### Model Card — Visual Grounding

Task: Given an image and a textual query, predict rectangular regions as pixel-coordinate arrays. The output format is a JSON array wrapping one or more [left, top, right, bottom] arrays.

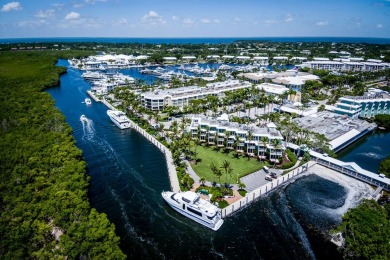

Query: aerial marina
[[1, 0, 390, 258]]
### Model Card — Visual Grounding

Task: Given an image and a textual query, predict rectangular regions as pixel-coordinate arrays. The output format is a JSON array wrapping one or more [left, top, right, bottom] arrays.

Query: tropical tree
[[199, 177, 206, 186], [210, 162, 223, 184], [260, 136, 269, 161], [220, 160, 233, 185], [238, 182, 246, 190]]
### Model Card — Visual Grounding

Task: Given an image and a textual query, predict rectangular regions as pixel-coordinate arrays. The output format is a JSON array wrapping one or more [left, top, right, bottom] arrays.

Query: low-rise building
[[293, 111, 376, 152], [141, 80, 252, 111], [333, 88, 390, 118], [188, 116, 285, 161]]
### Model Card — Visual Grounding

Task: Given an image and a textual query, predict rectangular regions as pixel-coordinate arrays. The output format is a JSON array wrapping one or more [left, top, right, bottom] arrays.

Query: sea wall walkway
[[221, 161, 316, 218], [88, 91, 180, 193]]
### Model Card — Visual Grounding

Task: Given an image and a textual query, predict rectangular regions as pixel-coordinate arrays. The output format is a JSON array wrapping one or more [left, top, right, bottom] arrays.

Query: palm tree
[[271, 139, 282, 168], [220, 160, 233, 185], [210, 162, 223, 184], [199, 177, 206, 186], [238, 182, 246, 190], [193, 137, 201, 164], [260, 136, 268, 161]]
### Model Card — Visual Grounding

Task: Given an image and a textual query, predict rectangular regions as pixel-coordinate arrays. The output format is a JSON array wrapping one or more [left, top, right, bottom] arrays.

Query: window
[[187, 207, 202, 217]]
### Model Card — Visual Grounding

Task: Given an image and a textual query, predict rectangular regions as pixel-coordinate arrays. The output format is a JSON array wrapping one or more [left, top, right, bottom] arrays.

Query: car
[[379, 173, 386, 178], [265, 175, 272, 181], [263, 166, 269, 173], [270, 172, 277, 179]]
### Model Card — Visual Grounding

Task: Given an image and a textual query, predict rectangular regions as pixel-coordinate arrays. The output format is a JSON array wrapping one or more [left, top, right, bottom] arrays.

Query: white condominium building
[[301, 60, 389, 72], [141, 80, 252, 111], [188, 116, 285, 162], [334, 88, 390, 118]]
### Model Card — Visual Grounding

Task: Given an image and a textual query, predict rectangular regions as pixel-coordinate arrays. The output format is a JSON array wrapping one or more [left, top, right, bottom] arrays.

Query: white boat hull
[[162, 191, 224, 231], [107, 110, 131, 129]]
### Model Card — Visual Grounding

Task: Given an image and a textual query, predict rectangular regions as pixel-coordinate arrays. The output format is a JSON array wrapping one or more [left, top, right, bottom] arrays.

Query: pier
[[309, 150, 390, 192], [129, 123, 180, 193], [92, 91, 181, 193], [221, 161, 316, 218]]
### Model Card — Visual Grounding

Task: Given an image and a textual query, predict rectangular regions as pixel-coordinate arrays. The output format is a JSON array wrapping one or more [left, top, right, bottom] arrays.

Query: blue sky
[[0, 0, 389, 38]]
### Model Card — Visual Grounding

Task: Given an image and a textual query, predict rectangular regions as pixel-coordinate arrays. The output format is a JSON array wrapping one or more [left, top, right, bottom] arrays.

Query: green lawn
[[191, 145, 268, 184]]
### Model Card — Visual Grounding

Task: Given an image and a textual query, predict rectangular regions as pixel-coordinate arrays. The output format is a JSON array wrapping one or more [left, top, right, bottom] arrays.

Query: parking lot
[[240, 168, 282, 192]]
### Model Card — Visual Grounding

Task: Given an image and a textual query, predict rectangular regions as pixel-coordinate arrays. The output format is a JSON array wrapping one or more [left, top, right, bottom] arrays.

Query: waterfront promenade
[[88, 91, 181, 193]]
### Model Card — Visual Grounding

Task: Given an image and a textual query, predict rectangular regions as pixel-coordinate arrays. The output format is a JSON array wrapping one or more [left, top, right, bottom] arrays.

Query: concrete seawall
[[89, 91, 180, 193], [221, 161, 316, 218]]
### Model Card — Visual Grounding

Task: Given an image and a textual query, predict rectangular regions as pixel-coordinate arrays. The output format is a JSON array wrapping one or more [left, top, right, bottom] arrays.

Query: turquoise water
[[46, 59, 359, 259]]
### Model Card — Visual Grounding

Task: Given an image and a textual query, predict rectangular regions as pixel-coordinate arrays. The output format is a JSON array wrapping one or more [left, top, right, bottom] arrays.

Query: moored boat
[[85, 98, 92, 105], [107, 110, 131, 129], [162, 191, 224, 231]]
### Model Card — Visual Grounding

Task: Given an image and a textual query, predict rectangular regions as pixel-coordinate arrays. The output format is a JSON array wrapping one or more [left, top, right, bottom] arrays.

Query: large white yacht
[[162, 191, 224, 231], [106, 110, 131, 129]]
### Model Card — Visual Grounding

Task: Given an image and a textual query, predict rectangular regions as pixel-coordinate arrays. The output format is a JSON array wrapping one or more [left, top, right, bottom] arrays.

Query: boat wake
[[357, 152, 384, 160]]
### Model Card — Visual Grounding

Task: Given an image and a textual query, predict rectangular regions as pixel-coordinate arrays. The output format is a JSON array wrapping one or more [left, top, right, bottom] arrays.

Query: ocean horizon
[[1, 36, 390, 44]]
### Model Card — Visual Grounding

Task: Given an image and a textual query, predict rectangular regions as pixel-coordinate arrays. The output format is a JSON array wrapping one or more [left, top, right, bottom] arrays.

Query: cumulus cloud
[[1, 2, 22, 12], [141, 11, 166, 26], [114, 18, 128, 25], [376, 24, 383, 28], [285, 14, 294, 22], [65, 12, 80, 20], [200, 18, 211, 24], [35, 9, 55, 19], [182, 18, 194, 25], [172, 15, 180, 21], [316, 20, 329, 26]]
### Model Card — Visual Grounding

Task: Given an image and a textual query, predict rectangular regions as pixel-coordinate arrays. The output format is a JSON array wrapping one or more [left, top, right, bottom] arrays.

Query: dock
[[94, 94, 180, 193]]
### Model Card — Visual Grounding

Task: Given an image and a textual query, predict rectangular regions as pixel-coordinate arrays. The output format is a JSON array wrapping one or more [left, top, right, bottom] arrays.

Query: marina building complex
[[188, 116, 285, 162], [141, 80, 252, 111], [301, 59, 389, 72], [333, 88, 390, 118]]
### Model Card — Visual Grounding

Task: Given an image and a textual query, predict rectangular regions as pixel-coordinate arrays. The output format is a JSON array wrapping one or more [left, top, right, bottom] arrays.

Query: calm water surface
[[47, 59, 385, 259]]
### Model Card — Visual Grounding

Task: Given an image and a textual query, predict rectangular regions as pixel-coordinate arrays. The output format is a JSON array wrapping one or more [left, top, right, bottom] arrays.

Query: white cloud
[[200, 18, 211, 24], [234, 17, 241, 22], [141, 11, 166, 26], [52, 4, 65, 10], [172, 15, 180, 21], [35, 9, 55, 19], [316, 21, 329, 26], [182, 18, 194, 25], [1, 2, 22, 12], [58, 18, 101, 29], [115, 18, 128, 25], [16, 19, 46, 28], [376, 24, 383, 28], [65, 12, 80, 20], [285, 14, 294, 22], [85, 0, 108, 4], [214, 19, 221, 24], [265, 19, 277, 24]]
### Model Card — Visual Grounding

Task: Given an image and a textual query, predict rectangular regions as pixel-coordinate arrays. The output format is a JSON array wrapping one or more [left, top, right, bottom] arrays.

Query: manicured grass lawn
[[191, 145, 268, 184]]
